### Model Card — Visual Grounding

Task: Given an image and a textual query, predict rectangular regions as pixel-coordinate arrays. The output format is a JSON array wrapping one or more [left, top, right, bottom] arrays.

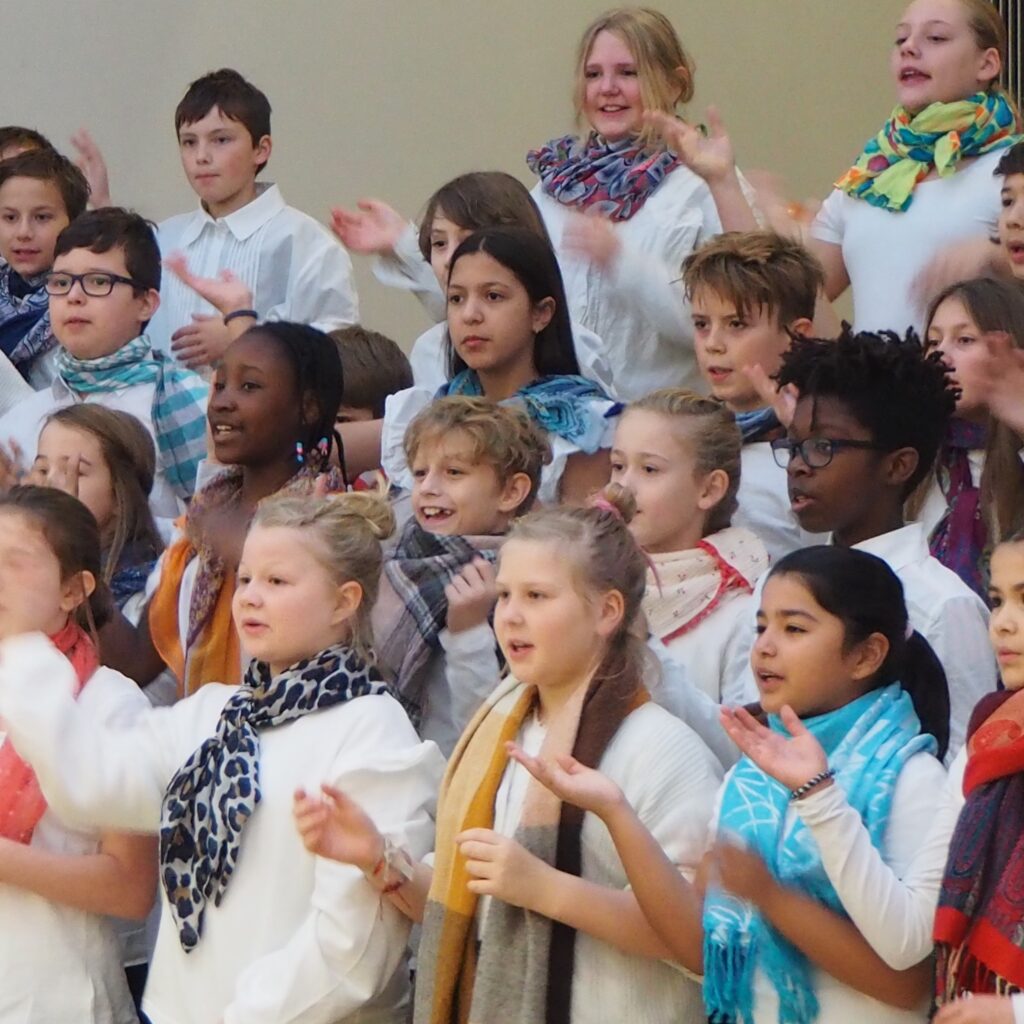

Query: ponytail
[[770, 546, 951, 759]]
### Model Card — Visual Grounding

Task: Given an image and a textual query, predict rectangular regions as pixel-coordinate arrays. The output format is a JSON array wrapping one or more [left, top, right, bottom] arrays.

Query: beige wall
[[3, 0, 905, 345]]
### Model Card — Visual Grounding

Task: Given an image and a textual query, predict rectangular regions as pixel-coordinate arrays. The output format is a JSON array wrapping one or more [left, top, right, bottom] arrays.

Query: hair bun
[[326, 487, 396, 541], [589, 482, 637, 525]]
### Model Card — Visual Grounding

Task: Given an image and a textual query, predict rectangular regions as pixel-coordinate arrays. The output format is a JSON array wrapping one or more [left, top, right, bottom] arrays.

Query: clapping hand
[[720, 704, 828, 793], [330, 200, 407, 255]]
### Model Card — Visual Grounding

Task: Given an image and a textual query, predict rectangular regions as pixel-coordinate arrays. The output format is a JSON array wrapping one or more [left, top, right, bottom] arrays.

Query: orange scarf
[[0, 621, 98, 843]]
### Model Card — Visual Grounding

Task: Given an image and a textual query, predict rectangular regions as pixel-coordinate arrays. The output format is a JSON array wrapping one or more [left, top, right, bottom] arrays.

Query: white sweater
[[0, 634, 445, 1024]]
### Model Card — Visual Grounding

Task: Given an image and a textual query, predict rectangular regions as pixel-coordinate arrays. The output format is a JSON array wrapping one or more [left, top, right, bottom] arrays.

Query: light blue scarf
[[703, 684, 935, 1024], [57, 335, 209, 500]]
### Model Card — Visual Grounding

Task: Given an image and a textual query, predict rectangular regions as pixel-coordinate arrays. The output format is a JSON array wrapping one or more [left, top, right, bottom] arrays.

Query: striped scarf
[[56, 334, 208, 499], [414, 671, 647, 1024], [836, 91, 1018, 213], [0, 264, 53, 371]]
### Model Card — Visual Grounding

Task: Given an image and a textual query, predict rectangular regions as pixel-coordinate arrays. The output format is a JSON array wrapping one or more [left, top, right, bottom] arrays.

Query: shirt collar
[[177, 182, 285, 246], [850, 522, 928, 572]]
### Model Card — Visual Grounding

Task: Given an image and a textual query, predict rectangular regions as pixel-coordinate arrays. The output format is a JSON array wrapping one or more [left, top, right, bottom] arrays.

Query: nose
[[419, 466, 442, 495], [496, 596, 524, 629], [752, 625, 776, 658], [992, 603, 1017, 636], [899, 31, 920, 57], [194, 140, 212, 165], [598, 71, 620, 94], [62, 278, 88, 305], [209, 386, 236, 413], [460, 294, 483, 324], [1006, 197, 1024, 230], [15, 217, 32, 240], [702, 323, 726, 354]]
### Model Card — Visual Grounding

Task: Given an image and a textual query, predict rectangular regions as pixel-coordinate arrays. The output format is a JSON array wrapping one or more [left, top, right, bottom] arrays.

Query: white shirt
[[489, 702, 722, 1023], [734, 440, 827, 566], [380, 385, 617, 505], [0, 372, 201, 522], [149, 183, 358, 353], [406, 317, 617, 398], [854, 523, 996, 759], [0, 634, 445, 1024], [711, 750, 945, 1024], [0, 665, 147, 1024], [811, 148, 1006, 336]]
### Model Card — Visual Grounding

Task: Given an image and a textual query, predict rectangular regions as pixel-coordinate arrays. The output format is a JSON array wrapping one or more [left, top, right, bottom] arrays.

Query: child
[[514, 545, 949, 1022], [335, 171, 614, 394], [918, 277, 1024, 597], [30, 405, 164, 616], [0, 485, 155, 1024], [111, 321, 347, 697], [683, 230, 828, 563], [0, 148, 89, 386], [330, 324, 412, 423], [611, 387, 768, 703], [147, 68, 358, 366], [0, 490, 444, 1024], [296, 485, 723, 1023], [997, 141, 1024, 279], [0, 207, 208, 521], [933, 529, 1024, 1019], [0, 126, 52, 161], [382, 226, 617, 505], [772, 328, 995, 756], [372, 396, 550, 755]]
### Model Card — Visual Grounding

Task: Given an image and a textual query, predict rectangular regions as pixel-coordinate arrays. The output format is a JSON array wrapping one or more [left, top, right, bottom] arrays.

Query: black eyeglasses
[[44, 271, 142, 297], [770, 436, 886, 469]]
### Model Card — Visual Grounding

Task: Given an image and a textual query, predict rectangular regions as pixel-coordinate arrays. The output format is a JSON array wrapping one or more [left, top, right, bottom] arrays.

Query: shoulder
[[911, 557, 989, 623], [157, 209, 202, 240], [275, 203, 343, 246], [893, 748, 947, 799], [0, 387, 53, 439]]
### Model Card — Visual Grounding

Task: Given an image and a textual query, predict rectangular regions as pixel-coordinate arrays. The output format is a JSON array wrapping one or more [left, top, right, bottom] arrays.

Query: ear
[[253, 134, 273, 167], [137, 288, 160, 321], [883, 446, 920, 489], [595, 587, 626, 640], [330, 579, 363, 627], [696, 468, 730, 514], [849, 630, 890, 682], [787, 317, 814, 339], [670, 65, 691, 107], [60, 569, 96, 615], [531, 296, 556, 336], [496, 471, 533, 515], [978, 48, 1002, 89]]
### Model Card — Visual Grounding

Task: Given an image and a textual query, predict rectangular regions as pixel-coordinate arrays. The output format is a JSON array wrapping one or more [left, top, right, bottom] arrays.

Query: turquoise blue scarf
[[57, 335, 209, 500], [442, 370, 617, 453], [703, 684, 935, 1023]]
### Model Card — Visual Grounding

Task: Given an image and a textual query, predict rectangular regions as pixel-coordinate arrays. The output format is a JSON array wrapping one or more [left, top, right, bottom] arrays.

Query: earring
[[317, 436, 330, 460], [294, 441, 305, 464]]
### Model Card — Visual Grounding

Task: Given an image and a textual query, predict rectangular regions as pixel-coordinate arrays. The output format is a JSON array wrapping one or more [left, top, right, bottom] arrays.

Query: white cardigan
[[0, 634, 445, 1024]]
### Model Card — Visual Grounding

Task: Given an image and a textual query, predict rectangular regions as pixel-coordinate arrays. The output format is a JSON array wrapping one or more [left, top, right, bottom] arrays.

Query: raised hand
[[170, 314, 235, 369], [329, 199, 407, 255], [646, 106, 736, 185], [44, 454, 81, 500], [164, 254, 254, 318], [0, 441, 26, 492], [957, 330, 1024, 436], [445, 557, 497, 634], [70, 129, 112, 208], [744, 170, 819, 241], [562, 210, 621, 269], [456, 827, 551, 908], [293, 783, 383, 873], [507, 742, 625, 818], [745, 363, 800, 428], [719, 704, 829, 792]]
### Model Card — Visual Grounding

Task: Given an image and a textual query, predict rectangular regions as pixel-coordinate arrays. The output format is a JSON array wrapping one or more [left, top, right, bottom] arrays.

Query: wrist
[[790, 768, 835, 801], [359, 833, 387, 877], [223, 308, 257, 326], [706, 166, 742, 192]]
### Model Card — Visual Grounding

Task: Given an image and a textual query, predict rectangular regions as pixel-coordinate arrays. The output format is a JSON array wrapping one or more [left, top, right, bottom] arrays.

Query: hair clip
[[317, 436, 330, 458], [294, 441, 305, 464]]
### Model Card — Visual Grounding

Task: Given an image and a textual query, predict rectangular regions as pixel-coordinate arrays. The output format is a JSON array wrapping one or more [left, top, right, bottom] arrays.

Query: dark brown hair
[[0, 148, 90, 221], [329, 325, 413, 419]]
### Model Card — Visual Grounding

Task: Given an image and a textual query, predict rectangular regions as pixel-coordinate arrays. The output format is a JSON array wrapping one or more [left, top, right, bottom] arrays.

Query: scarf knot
[[159, 643, 391, 951], [56, 335, 208, 499], [836, 92, 1019, 212], [527, 132, 680, 221]]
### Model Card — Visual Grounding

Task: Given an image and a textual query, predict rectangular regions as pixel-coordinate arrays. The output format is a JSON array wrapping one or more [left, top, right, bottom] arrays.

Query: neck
[[647, 518, 707, 555], [534, 658, 602, 724], [833, 506, 905, 548], [204, 182, 259, 220], [240, 459, 300, 511], [477, 359, 537, 402]]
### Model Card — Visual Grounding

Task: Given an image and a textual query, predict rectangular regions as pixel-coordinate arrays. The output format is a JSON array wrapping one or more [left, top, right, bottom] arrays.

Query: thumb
[[779, 704, 809, 738], [706, 104, 725, 137]]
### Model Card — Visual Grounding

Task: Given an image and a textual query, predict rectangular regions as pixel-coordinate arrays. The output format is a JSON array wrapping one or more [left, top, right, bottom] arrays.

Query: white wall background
[[2, 0, 905, 344]]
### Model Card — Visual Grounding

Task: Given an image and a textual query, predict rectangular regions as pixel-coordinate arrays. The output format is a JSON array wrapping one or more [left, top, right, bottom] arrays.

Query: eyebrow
[[756, 608, 819, 621], [610, 447, 668, 461], [235, 363, 267, 374]]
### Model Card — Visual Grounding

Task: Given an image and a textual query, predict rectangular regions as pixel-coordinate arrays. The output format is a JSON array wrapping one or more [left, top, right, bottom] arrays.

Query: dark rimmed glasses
[[43, 271, 143, 297], [770, 436, 886, 469]]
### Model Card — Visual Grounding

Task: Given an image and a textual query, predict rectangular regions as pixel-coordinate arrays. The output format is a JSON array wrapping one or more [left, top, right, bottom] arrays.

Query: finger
[[778, 705, 809, 738], [744, 362, 778, 405], [456, 827, 499, 845], [706, 104, 726, 138], [319, 783, 352, 806], [191, 313, 216, 323], [65, 455, 81, 497], [170, 324, 202, 343]]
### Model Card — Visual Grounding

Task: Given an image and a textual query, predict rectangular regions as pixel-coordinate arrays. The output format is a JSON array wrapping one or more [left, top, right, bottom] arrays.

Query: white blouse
[[0, 662, 148, 1024], [0, 634, 445, 1024], [149, 183, 358, 354]]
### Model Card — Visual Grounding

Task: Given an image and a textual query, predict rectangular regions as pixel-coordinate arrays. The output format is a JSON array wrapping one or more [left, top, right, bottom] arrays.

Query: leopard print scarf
[[159, 643, 391, 951]]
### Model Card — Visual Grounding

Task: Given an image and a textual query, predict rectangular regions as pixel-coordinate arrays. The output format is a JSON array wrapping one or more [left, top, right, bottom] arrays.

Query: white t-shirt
[[0, 663, 148, 1024], [811, 148, 1006, 336], [0, 634, 445, 1024], [149, 183, 358, 354]]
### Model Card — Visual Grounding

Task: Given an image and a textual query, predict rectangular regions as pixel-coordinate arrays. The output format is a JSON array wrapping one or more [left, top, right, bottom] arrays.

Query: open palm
[[720, 705, 828, 791], [507, 743, 624, 817], [293, 783, 382, 872]]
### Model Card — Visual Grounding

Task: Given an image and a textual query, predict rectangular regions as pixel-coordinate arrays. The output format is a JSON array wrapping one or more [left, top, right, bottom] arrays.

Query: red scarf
[[935, 689, 1024, 1002], [0, 621, 98, 843]]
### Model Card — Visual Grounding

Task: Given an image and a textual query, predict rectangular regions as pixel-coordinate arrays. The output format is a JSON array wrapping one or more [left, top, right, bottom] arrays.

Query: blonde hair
[[506, 482, 647, 693], [573, 7, 695, 146], [251, 490, 396, 662], [626, 388, 742, 535], [404, 397, 552, 514], [682, 231, 825, 326]]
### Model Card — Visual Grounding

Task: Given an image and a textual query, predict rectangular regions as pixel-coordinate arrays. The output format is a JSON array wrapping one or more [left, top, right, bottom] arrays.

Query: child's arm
[[559, 449, 611, 506], [70, 129, 112, 209], [0, 831, 156, 920], [98, 600, 167, 686], [227, 699, 442, 1024]]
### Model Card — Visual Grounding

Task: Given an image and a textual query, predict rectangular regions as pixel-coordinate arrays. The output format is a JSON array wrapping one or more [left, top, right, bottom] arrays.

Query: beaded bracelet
[[223, 308, 258, 325], [790, 768, 835, 801]]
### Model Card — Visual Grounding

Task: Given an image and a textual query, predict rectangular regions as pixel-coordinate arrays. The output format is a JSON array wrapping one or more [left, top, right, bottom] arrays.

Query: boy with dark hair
[[683, 230, 828, 562], [0, 150, 90, 387], [768, 327, 995, 756], [329, 325, 413, 422], [0, 208, 208, 520], [996, 141, 1024, 278], [0, 126, 53, 161], [148, 68, 357, 367]]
